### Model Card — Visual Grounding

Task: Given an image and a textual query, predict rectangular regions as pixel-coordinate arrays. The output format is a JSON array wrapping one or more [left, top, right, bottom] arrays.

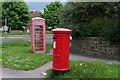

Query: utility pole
[[5, 18, 7, 26], [3, 18, 8, 38]]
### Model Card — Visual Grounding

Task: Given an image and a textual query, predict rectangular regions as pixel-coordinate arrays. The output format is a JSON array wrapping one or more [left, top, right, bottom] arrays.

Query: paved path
[[1, 53, 119, 78], [48, 50, 119, 64], [2, 61, 52, 78], [70, 54, 119, 64]]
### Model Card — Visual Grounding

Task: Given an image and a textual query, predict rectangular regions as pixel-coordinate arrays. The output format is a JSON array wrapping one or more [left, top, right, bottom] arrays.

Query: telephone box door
[[31, 17, 46, 53]]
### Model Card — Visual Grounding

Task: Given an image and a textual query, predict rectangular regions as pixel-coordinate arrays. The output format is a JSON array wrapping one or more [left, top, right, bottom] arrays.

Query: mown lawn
[[2, 41, 52, 70], [47, 60, 119, 78]]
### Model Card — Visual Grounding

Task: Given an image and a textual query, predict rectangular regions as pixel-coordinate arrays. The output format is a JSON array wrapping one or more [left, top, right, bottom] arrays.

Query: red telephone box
[[51, 28, 72, 73], [31, 17, 46, 53]]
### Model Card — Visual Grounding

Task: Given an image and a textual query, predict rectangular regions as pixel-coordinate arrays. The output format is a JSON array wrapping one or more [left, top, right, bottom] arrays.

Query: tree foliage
[[40, 2, 63, 29], [2, 1, 30, 31], [0, 2, 2, 27], [60, 2, 120, 43]]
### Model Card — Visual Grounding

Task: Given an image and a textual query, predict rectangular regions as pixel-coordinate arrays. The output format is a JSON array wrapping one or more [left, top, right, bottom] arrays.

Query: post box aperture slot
[[53, 36, 57, 39], [53, 37, 57, 39]]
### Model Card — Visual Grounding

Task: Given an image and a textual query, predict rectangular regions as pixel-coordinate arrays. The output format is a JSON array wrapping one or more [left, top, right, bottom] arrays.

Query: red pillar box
[[31, 17, 46, 53], [51, 28, 72, 73]]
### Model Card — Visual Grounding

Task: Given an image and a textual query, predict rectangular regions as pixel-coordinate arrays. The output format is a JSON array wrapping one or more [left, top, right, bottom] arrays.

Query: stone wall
[[70, 37, 120, 61]]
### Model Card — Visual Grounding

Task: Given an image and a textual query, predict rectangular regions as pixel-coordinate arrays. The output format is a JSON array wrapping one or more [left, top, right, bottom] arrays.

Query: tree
[[60, 2, 120, 43], [40, 2, 63, 29], [2, 1, 30, 33], [60, 2, 104, 37], [0, 2, 2, 28]]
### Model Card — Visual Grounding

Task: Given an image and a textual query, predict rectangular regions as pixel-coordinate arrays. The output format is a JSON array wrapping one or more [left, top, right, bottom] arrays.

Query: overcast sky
[[26, 2, 50, 11]]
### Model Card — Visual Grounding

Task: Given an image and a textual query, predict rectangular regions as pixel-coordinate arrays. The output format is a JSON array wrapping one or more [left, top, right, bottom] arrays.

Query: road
[[0, 37, 52, 43]]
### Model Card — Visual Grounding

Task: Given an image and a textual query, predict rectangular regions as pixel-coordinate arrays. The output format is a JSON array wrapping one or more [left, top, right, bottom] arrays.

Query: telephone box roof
[[32, 17, 45, 21]]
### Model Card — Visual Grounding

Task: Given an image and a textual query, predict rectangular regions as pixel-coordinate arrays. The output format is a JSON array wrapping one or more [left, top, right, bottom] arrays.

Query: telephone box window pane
[[35, 26, 44, 51]]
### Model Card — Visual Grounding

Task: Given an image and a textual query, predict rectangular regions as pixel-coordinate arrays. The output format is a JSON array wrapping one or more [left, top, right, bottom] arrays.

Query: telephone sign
[[31, 17, 46, 53]]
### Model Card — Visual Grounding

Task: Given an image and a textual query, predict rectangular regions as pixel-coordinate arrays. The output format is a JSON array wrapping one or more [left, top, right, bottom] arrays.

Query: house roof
[[31, 11, 40, 18]]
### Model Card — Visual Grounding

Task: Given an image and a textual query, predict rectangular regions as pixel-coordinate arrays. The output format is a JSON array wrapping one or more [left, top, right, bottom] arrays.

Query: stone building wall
[[70, 37, 120, 61]]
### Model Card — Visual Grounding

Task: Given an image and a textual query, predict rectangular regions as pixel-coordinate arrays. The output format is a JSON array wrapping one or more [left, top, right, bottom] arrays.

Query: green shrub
[[80, 18, 106, 37], [101, 18, 120, 44]]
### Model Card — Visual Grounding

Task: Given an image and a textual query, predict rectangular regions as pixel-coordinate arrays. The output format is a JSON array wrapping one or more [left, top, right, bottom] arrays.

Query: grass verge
[[2, 41, 52, 70], [47, 60, 119, 78]]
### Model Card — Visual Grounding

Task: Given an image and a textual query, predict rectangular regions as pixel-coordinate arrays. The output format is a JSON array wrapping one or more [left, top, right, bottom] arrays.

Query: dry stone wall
[[70, 37, 120, 61]]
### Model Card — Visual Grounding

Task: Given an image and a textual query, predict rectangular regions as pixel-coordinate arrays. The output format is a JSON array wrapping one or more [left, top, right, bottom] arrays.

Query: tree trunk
[[7, 26, 11, 33]]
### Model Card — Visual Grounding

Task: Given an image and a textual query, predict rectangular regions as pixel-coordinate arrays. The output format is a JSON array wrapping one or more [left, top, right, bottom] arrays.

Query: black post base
[[51, 70, 69, 78]]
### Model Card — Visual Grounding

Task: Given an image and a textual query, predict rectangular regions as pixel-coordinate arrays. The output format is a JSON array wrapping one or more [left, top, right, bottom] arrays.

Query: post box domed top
[[32, 17, 45, 21], [52, 28, 72, 34]]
